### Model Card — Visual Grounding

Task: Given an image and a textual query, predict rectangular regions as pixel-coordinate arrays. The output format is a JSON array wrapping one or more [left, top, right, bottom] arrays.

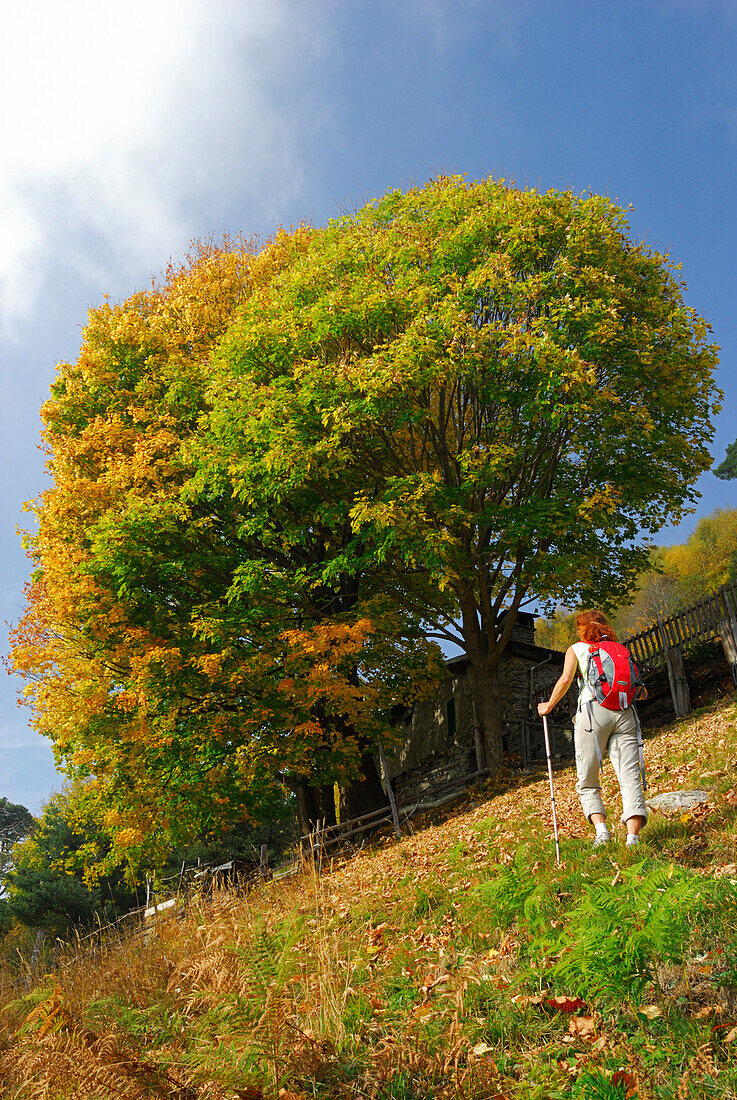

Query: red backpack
[[585, 640, 642, 711]]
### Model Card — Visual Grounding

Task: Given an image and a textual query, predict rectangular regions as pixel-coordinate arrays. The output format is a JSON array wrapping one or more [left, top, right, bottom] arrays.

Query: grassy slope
[[2, 698, 737, 1100]]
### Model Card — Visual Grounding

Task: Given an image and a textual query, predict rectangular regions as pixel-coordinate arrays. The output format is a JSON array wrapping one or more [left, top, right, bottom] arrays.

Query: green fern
[[538, 862, 711, 1008]]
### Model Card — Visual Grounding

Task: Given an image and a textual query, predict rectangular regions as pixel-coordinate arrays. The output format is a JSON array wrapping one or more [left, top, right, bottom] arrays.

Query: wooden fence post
[[717, 584, 737, 686], [665, 645, 692, 717], [259, 844, 271, 881], [717, 616, 737, 685], [309, 819, 324, 874], [26, 929, 45, 989], [378, 742, 402, 840]]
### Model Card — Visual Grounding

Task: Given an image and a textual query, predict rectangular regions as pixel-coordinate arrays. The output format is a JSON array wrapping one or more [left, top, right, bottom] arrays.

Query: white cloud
[[0, 0, 330, 337]]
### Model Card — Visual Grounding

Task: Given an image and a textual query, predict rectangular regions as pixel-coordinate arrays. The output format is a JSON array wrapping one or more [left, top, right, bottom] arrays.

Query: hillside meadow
[[1, 698, 737, 1100]]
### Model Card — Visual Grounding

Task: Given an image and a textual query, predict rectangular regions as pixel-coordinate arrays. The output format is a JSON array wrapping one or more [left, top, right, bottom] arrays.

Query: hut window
[[446, 697, 457, 737]]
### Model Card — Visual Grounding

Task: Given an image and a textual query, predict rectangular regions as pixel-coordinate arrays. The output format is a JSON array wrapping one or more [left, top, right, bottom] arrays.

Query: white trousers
[[574, 701, 648, 825]]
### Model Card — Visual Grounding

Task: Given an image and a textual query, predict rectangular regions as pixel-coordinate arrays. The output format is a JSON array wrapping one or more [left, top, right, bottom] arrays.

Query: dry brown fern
[[0, 1026, 200, 1099]]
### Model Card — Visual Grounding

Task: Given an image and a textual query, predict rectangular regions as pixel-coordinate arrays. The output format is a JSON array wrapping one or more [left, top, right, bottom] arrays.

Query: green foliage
[[570, 1070, 631, 1099], [541, 862, 711, 1008], [6, 785, 139, 935], [0, 798, 34, 852], [8, 869, 97, 936], [87, 997, 185, 1048], [714, 438, 737, 480], [167, 803, 298, 873], [0, 899, 13, 936], [0, 796, 34, 900], [535, 607, 578, 650], [463, 842, 733, 1015]]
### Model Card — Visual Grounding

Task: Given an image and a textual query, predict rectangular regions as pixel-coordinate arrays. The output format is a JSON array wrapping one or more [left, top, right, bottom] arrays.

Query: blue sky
[[1, 0, 735, 811]]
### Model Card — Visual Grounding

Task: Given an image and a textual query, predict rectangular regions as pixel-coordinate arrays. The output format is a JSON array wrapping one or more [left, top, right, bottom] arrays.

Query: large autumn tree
[[11, 175, 719, 860], [204, 176, 719, 772], [10, 231, 438, 866]]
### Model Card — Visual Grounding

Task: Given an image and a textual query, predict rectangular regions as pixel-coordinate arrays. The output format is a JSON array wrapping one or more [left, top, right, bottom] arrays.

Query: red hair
[[576, 610, 617, 644]]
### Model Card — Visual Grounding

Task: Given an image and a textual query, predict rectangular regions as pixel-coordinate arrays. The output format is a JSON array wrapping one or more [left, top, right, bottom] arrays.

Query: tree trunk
[[293, 778, 337, 837], [340, 752, 388, 821], [469, 657, 504, 776]]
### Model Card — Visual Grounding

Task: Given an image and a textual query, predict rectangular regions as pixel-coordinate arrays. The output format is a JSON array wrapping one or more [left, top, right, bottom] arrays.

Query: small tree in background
[[5, 785, 139, 937], [714, 439, 737, 480], [546, 507, 737, 644], [0, 797, 34, 902]]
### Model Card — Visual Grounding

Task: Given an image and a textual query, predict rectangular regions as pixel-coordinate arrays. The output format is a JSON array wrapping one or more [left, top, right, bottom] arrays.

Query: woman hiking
[[537, 610, 648, 848]]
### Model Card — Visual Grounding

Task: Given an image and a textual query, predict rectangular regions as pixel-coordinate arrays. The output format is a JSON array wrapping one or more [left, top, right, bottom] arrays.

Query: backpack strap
[[588, 645, 611, 697]]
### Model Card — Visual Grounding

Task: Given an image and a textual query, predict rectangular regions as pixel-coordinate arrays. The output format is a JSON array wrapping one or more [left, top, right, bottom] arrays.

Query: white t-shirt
[[571, 641, 594, 705]]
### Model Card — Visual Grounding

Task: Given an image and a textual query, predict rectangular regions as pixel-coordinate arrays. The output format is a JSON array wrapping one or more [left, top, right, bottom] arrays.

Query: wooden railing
[[623, 582, 737, 672]]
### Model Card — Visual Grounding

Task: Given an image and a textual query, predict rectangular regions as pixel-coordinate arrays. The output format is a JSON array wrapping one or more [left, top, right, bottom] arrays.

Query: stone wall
[[382, 630, 571, 805], [383, 666, 478, 804], [499, 654, 572, 762]]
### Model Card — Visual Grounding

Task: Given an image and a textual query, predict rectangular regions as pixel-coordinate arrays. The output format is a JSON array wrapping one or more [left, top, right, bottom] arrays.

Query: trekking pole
[[542, 715, 561, 865]]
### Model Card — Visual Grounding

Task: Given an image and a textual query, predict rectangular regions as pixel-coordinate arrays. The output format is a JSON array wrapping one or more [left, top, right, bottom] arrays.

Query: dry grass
[[1, 697, 737, 1099]]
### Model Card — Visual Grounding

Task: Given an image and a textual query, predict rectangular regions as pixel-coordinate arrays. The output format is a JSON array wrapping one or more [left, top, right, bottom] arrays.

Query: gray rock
[[646, 790, 711, 813]]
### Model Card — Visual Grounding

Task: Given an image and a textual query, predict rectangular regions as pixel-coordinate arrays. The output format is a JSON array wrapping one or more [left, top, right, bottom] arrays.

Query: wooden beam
[[665, 645, 692, 718], [718, 614, 737, 686]]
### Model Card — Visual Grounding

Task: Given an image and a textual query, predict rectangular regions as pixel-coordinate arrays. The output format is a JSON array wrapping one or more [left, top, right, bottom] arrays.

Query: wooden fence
[[624, 582, 737, 671], [622, 582, 737, 718], [57, 762, 492, 970]]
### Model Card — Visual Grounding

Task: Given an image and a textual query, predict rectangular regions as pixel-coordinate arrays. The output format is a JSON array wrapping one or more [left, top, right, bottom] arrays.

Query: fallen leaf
[[546, 995, 586, 1014], [611, 1068, 637, 1092], [725, 1025, 737, 1043], [694, 1005, 721, 1019], [471, 1041, 495, 1057], [637, 1004, 663, 1020], [568, 1015, 596, 1040]]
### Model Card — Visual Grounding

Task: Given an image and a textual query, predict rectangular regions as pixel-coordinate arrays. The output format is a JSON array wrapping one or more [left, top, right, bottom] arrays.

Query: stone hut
[[381, 613, 569, 805]]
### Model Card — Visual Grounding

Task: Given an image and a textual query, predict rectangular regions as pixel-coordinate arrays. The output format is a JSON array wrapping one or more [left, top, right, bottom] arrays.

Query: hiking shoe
[[591, 832, 611, 848]]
